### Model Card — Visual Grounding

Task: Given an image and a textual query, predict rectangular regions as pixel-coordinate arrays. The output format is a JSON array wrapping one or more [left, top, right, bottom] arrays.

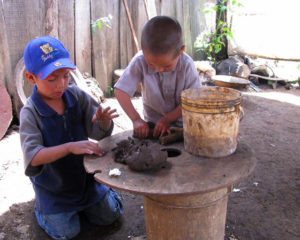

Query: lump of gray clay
[[126, 143, 168, 171], [112, 137, 168, 171]]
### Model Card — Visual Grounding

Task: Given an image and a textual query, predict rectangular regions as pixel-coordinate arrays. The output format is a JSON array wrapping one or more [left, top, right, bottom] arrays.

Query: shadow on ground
[[0, 191, 145, 240]]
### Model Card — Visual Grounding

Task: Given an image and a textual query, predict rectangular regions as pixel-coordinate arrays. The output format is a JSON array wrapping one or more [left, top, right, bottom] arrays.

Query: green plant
[[91, 15, 114, 97], [194, 0, 242, 65], [91, 15, 113, 34], [107, 85, 114, 97]]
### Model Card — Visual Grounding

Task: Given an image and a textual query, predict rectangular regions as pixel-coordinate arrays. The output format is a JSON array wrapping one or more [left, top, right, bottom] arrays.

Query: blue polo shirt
[[20, 84, 110, 214]]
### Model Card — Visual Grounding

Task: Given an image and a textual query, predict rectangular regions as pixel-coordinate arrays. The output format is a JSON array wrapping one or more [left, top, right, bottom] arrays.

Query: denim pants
[[34, 189, 123, 240]]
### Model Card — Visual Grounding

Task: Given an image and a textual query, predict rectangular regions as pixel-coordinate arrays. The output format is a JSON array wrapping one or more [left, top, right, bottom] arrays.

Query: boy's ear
[[25, 72, 37, 84], [179, 45, 185, 55]]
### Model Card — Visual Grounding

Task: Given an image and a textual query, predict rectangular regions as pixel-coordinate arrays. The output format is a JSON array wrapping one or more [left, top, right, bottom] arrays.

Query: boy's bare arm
[[114, 88, 141, 122], [164, 105, 182, 123], [30, 140, 104, 167], [114, 88, 150, 138]]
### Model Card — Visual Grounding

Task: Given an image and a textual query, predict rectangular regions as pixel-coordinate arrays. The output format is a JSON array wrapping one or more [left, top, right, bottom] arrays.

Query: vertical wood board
[[0, 0, 12, 93], [91, 0, 120, 94], [75, 0, 92, 74], [120, 0, 135, 68], [44, 0, 59, 38], [59, 0, 75, 61]]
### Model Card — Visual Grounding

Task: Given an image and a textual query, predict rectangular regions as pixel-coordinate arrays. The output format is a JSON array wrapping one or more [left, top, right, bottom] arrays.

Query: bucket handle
[[239, 106, 245, 121]]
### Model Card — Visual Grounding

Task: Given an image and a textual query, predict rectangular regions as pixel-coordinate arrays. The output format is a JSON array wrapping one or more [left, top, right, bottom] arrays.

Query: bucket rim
[[181, 86, 242, 105]]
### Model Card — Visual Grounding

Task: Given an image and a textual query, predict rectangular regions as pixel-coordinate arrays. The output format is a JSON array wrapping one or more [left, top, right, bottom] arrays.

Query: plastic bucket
[[181, 87, 243, 157]]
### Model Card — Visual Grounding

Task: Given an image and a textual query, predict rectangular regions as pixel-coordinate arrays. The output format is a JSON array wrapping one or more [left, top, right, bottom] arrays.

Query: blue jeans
[[34, 189, 123, 240]]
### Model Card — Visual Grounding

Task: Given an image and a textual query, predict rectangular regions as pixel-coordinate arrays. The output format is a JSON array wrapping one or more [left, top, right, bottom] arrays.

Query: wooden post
[[144, 188, 229, 240], [119, 0, 147, 68], [122, 0, 140, 53]]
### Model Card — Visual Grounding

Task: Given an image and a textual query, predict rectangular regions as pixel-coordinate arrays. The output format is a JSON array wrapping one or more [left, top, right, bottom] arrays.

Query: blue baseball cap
[[24, 36, 75, 79]]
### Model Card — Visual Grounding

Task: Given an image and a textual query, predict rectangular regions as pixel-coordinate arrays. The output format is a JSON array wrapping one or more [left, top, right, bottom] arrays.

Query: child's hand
[[153, 117, 171, 138], [133, 119, 149, 138], [92, 106, 119, 130], [68, 140, 105, 156]]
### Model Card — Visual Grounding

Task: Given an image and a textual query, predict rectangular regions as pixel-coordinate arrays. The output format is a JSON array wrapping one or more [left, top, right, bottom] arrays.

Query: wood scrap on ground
[[0, 82, 12, 140]]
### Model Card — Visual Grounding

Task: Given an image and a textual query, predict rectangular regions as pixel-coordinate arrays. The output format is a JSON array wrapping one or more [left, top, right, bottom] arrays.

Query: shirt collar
[[145, 53, 183, 75], [30, 85, 76, 117]]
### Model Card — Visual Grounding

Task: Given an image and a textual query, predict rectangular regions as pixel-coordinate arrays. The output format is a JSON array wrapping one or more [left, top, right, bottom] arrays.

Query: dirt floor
[[0, 85, 299, 240]]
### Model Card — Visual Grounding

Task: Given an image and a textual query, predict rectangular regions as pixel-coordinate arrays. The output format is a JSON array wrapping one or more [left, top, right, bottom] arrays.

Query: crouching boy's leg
[[34, 209, 80, 240], [83, 188, 123, 225]]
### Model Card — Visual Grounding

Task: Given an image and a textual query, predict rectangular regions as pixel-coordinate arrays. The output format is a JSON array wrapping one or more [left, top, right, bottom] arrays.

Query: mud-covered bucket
[[181, 87, 244, 158]]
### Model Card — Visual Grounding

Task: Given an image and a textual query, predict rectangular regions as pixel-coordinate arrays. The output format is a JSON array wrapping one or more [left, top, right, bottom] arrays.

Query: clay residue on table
[[112, 137, 168, 171]]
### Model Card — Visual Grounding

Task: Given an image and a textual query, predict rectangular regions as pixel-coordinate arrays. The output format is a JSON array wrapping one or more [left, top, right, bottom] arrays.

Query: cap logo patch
[[40, 43, 53, 54], [54, 62, 62, 67], [40, 43, 59, 62]]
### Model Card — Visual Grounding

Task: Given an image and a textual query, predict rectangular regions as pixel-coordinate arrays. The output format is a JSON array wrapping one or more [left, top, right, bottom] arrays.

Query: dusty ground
[[0, 86, 299, 240]]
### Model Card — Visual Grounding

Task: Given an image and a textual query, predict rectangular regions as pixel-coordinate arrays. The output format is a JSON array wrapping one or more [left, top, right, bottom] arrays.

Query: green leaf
[[215, 44, 222, 53], [96, 21, 102, 29], [204, 10, 210, 13], [220, 6, 227, 11], [217, 21, 224, 27], [232, 0, 236, 5]]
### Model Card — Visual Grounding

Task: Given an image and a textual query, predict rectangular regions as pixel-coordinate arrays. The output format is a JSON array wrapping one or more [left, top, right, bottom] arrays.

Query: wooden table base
[[144, 187, 229, 240]]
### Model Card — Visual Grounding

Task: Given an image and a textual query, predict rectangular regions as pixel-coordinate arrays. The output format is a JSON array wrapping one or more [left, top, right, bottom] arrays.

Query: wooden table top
[[84, 130, 256, 196]]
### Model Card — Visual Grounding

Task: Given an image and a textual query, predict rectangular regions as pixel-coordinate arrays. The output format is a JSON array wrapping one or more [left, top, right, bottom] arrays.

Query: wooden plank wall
[[0, 0, 12, 92], [1, 0, 211, 97]]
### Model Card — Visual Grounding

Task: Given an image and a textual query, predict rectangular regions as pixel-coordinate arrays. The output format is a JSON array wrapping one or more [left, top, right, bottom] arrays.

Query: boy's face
[[143, 49, 183, 73], [26, 68, 71, 100]]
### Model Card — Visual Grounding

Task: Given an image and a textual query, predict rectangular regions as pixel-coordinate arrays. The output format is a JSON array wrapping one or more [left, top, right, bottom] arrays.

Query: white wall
[[228, 0, 300, 60]]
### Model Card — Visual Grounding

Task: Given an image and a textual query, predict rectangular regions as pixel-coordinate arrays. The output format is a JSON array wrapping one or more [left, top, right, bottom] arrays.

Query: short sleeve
[[184, 57, 202, 89], [20, 106, 44, 176], [114, 52, 143, 97]]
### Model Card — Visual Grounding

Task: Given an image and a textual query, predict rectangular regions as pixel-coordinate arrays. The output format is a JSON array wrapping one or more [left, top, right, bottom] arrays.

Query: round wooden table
[[84, 130, 256, 240]]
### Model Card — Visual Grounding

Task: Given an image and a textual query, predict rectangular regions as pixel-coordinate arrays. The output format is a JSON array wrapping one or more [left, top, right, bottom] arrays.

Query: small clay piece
[[159, 127, 183, 145], [112, 137, 168, 171]]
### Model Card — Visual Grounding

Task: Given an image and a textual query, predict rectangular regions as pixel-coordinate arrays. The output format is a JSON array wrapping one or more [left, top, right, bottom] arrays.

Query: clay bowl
[[211, 75, 250, 89]]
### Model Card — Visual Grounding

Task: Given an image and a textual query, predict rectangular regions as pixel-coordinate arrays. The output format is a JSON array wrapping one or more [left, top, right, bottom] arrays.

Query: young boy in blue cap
[[20, 36, 123, 239], [114, 16, 201, 139]]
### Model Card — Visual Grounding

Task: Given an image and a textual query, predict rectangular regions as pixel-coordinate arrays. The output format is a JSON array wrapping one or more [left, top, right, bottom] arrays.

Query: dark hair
[[141, 16, 183, 57]]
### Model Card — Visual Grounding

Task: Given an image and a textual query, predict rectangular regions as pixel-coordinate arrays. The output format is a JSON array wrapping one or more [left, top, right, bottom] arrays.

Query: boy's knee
[[51, 227, 80, 240], [85, 189, 123, 226], [35, 210, 80, 239]]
